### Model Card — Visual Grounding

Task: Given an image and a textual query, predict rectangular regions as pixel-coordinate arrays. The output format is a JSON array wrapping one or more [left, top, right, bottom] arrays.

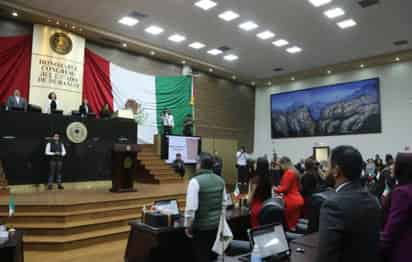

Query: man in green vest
[[184, 152, 226, 262]]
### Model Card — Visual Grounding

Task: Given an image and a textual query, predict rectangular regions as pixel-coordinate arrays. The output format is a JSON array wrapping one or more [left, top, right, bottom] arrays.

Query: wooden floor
[[0, 182, 187, 262]]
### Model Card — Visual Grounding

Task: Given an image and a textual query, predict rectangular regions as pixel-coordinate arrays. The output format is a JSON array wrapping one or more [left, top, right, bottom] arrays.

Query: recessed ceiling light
[[56, 21, 60, 25], [327, 70, 332, 74], [257, 30, 275, 40], [324, 8, 345, 19], [181, 60, 186, 64], [79, 28, 83, 31], [122, 43, 127, 47], [150, 51, 156, 56], [12, 12, 18, 17], [308, 0, 332, 7], [189, 42, 206, 49], [251, 81, 256, 86], [72, 25, 76, 29], [224, 54, 239, 61], [209, 68, 214, 72], [145, 25, 164, 35], [207, 49, 223, 55], [219, 10, 239, 21], [395, 57, 400, 62], [267, 81, 272, 86], [168, 34, 186, 43], [118, 16, 139, 26], [48, 18, 52, 22], [239, 21, 259, 31], [291, 77, 295, 81], [232, 75, 237, 80], [272, 39, 289, 47], [337, 19, 357, 29], [286, 46, 303, 54], [194, 0, 217, 10], [360, 64, 365, 68]]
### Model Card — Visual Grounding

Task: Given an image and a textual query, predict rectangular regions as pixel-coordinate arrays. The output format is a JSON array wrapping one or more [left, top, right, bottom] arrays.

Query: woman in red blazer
[[274, 157, 304, 230]]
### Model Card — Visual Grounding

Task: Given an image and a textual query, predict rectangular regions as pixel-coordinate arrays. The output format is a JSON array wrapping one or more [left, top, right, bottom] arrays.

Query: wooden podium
[[111, 144, 140, 193]]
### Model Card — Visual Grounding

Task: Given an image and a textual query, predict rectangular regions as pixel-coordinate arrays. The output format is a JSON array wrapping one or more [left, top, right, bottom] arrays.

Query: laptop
[[240, 224, 290, 262], [153, 199, 180, 215]]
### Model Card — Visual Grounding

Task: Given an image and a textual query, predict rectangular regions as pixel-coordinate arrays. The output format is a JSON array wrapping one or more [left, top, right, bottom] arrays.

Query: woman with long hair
[[274, 157, 304, 231], [381, 153, 412, 262], [248, 157, 272, 228]]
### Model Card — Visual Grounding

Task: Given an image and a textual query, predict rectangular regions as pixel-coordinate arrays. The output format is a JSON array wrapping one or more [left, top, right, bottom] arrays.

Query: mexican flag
[[83, 49, 193, 144]]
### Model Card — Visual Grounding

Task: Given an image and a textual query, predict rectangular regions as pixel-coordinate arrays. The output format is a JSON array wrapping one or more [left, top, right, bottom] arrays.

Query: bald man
[[7, 89, 27, 111]]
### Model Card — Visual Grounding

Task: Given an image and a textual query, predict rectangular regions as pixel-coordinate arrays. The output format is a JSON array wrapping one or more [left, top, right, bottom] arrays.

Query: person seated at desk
[[274, 157, 304, 231], [172, 153, 185, 178], [45, 133, 66, 190], [316, 145, 382, 262], [184, 152, 226, 262], [78, 98, 92, 117], [6, 89, 27, 111], [99, 103, 112, 119], [381, 153, 412, 262], [45, 91, 62, 114], [248, 157, 272, 229]]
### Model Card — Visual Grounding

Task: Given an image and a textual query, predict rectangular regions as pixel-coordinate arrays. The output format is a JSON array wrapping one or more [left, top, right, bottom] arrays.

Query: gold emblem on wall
[[66, 122, 88, 143], [50, 32, 73, 55]]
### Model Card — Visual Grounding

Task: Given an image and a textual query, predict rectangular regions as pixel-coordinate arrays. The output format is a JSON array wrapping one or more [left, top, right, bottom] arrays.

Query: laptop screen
[[250, 224, 289, 259], [153, 199, 179, 215]]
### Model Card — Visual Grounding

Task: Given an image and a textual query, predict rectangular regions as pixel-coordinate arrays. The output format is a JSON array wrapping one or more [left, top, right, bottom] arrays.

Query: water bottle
[[251, 244, 263, 262]]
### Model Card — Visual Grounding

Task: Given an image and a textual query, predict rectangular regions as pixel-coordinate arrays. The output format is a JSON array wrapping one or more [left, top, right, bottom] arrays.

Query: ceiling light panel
[[239, 21, 259, 31], [194, 0, 217, 10], [189, 42, 206, 49], [286, 46, 303, 53], [219, 10, 239, 21], [224, 54, 239, 61], [257, 30, 275, 40], [207, 49, 223, 55], [337, 19, 357, 29], [324, 7, 345, 19], [308, 0, 332, 7], [168, 34, 186, 42], [272, 39, 289, 47], [118, 16, 139, 26], [145, 25, 164, 35]]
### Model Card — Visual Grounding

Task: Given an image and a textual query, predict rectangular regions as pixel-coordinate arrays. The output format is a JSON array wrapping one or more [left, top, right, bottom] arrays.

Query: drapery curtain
[[0, 35, 32, 105], [83, 48, 113, 115]]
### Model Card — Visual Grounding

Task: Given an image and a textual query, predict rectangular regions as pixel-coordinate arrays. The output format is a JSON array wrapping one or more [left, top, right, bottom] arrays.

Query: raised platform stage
[[0, 182, 187, 262]]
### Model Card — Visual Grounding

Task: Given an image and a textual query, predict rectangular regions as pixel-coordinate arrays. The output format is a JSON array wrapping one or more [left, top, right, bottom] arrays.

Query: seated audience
[[172, 153, 185, 178], [45, 91, 62, 114], [274, 157, 304, 231], [6, 89, 27, 111], [372, 154, 394, 198], [79, 98, 92, 117], [99, 103, 112, 119], [381, 153, 412, 262], [247, 157, 272, 228], [316, 145, 382, 262], [184, 152, 226, 262]]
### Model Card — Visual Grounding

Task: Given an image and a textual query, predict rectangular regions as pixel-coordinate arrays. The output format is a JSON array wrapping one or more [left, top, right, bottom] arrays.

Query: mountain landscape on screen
[[271, 78, 381, 138]]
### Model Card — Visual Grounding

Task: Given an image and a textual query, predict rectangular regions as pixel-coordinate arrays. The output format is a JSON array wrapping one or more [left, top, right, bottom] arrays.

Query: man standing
[[78, 98, 90, 117], [172, 153, 185, 178], [161, 109, 174, 136], [45, 133, 66, 190], [316, 145, 381, 262], [6, 89, 27, 111], [184, 152, 226, 262], [236, 146, 248, 186], [183, 114, 194, 136], [212, 151, 223, 177]]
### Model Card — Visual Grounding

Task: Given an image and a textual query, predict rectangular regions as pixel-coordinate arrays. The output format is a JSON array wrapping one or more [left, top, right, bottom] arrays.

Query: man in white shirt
[[184, 152, 226, 262], [236, 146, 249, 186], [45, 133, 66, 190], [6, 89, 27, 111], [161, 109, 174, 136]]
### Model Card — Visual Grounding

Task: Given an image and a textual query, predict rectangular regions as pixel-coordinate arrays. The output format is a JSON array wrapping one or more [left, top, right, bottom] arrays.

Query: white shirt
[[45, 99, 62, 114], [15, 96, 20, 104], [184, 177, 227, 227], [236, 151, 248, 166], [45, 142, 66, 156], [335, 181, 351, 192], [163, 114, 174, 127]]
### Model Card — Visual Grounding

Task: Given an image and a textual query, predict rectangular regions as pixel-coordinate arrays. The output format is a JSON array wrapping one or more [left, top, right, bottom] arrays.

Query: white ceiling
[[9, 0, 412, 79]]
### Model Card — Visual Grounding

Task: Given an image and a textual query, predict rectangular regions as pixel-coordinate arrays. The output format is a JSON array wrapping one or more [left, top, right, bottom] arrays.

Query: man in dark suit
[[6, 89, 27, 111], [78, 99, 91, 117], [316, 145, 382, 262]]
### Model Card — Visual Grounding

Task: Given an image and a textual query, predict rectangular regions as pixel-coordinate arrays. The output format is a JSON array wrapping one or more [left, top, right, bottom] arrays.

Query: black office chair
[[258, 197, 285, 226], [307, 189, 336, 233]]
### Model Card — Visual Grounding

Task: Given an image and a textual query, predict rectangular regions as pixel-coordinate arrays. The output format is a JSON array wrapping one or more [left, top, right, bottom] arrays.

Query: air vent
[[357, 0, 379, 8], [99, 37, 122, 46], [393, 40, 409, 46], [217, 46, 231, 52], [273, 67, 284, 72], [128, 11, 148, 19]]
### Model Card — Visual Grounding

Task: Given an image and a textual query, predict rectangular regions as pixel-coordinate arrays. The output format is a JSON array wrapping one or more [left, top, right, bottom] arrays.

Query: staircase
[[136, 145, 183, 184]]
